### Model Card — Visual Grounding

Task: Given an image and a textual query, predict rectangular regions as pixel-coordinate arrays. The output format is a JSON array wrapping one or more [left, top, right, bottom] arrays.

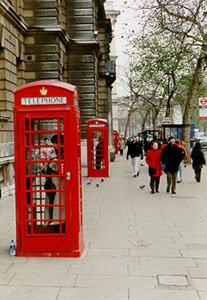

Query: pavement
[[0, 150, 207, 300]]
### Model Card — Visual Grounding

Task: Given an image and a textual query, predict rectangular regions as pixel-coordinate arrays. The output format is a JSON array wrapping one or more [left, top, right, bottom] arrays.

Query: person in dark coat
[[146, 141, 162, 193], [127, 135, 143, 177], [160, 136, 184, 194], [191, 142, 206, 182]]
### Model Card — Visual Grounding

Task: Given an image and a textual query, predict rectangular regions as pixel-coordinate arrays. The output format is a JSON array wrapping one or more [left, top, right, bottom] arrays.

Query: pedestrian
[[160, 136, 184, 194], [175, 139, 187, 183], [191, 141, 206, 182], [118, 137, 125, 156], [126, 135, 143, 178], [146, 141, 162, 194]]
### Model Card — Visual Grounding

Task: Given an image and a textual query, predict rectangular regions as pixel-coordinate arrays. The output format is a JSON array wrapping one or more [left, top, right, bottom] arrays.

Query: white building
[[105, 0, 120, 131]]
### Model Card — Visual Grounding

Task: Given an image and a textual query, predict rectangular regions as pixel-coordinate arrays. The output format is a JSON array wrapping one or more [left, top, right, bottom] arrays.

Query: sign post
[[199, 97, 207, 120]]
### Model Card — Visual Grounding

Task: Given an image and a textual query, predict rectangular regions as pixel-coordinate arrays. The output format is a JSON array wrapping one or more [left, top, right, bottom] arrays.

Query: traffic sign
[[199, 97, 207, 106], [162, 116, 171, 124]]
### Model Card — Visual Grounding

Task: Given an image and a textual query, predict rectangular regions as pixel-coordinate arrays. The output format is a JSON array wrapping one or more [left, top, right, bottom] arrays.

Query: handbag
[[149, 167, 156, 175]]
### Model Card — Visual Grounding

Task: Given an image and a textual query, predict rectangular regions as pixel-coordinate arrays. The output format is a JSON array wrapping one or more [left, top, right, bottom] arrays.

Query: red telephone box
[[14, 80, 83, 257], [86, 118, 109, 177], [113, 130, 120, 154]]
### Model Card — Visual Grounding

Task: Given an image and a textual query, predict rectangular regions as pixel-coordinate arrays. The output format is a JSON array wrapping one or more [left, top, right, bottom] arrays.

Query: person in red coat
[[146, 141, 162, 193]]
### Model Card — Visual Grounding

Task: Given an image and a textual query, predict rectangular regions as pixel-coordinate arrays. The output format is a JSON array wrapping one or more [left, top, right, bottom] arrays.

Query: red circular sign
[[200, 98, 207, 105]]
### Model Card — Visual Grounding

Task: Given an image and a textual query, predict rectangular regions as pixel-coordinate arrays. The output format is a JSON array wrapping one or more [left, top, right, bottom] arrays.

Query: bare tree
[[125, 32, 193, 132], [141, 0, 207, 156]]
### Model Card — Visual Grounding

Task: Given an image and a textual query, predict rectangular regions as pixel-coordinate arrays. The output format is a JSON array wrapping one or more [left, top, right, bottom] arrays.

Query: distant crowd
[[118, 135, 206, 194]]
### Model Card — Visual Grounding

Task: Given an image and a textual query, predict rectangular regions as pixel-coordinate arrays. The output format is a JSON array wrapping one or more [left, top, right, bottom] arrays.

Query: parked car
[[199, 138, 207, 150]]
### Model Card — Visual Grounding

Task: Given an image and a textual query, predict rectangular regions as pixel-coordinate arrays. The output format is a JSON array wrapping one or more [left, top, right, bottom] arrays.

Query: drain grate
[[157, 275, 189, 286]]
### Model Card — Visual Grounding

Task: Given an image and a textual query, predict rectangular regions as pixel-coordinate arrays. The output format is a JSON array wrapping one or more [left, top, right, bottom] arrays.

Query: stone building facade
[[0, 0, 115, 198]]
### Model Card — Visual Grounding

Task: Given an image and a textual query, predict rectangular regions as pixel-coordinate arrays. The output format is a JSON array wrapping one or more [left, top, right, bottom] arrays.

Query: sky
[[107, 0, 142, 97]]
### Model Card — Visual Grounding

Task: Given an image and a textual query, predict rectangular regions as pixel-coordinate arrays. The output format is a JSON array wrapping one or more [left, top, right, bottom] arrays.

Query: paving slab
[[129, 289, 200, 300], [192, 278, 207, 290], [57, 287, 128, 300], [9, 273, 77, 287], [187, 267, 207, 278], [0, 286, 59, 300], [198, 291, 207, 300], [75, 274, 155, 289], [128, 265, 187, 277]]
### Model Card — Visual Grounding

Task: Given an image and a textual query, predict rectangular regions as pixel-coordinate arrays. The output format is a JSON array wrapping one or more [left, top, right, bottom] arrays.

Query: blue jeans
[[177, 161, 184, 182]]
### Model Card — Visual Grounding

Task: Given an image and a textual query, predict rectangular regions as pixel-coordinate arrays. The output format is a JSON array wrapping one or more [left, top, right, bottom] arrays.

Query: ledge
[[0, 156, 14, 165], [28, 26, 70, 46], [0, 114, 10, 121], [0, 1, 28, 33]]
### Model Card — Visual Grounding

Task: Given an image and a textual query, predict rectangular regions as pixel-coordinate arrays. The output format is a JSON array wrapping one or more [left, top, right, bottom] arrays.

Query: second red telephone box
[[14, 80, 83, 257], [113, 130, 120, 154], [86, 118, 109, 177]]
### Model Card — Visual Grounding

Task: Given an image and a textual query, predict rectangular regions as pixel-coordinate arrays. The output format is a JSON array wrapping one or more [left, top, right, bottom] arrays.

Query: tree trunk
[[152, 107, 160, 130], [124, 111, 131, 140], [141, 111, 149, 131], [182, 50, 203, 161]]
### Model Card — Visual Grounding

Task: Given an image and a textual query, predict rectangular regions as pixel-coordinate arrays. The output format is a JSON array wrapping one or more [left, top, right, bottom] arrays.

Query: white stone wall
[[105, 0, 120, 131]]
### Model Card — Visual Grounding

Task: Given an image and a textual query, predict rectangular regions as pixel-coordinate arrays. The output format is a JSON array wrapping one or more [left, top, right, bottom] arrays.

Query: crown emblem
[[40, 87, 48, 96]]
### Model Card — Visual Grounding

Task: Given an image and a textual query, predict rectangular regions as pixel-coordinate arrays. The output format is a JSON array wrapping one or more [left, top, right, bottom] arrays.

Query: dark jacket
[[127, 141, 143, 159], [191, 148, 206, 170], [160, 144, 184, 173]]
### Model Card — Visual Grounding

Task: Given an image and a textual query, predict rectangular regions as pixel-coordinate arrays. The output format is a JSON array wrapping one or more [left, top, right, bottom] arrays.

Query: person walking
[[146, 141, 162, 193], [118, 137, 125, 156], [191, 141, 206, 182], [160, 136, 184, 194], [127, 135, 143, 178], [175, 139, 187, 183]]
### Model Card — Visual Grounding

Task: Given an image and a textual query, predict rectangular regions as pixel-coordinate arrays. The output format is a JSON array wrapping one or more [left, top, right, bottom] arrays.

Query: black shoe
[[172, 191, 176, 194], [166, 187, 170, 193], [156, 190, 159, 193], [151, 190, 155, 194], [177, 180, 182, 183], [133, 175, 137, 178], [137, 171, 140, 176]]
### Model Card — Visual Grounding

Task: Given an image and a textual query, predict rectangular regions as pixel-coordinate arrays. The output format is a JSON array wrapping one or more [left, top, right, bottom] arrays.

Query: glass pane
[[24, 117, 66, 235]]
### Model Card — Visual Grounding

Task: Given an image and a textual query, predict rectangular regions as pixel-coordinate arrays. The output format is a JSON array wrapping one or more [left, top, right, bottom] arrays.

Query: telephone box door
[[16, 111, 76, 256]]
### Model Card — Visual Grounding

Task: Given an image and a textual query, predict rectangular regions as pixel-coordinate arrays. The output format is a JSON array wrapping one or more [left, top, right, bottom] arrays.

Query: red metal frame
[[86, 118, 109, 177], [113, 130, 120, 154], [14, 80, 83, 257]]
